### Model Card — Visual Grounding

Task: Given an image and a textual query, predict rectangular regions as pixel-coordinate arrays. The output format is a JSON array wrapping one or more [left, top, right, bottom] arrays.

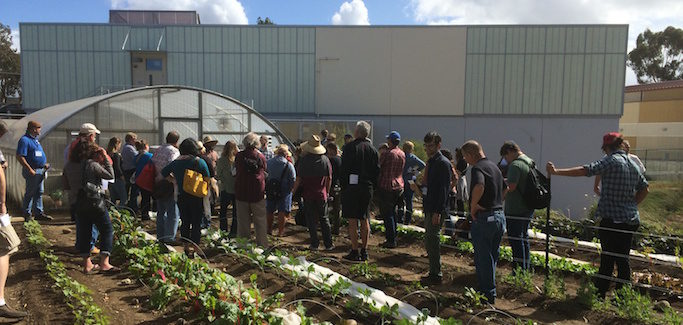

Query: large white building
[[13, 12, 629, 216]]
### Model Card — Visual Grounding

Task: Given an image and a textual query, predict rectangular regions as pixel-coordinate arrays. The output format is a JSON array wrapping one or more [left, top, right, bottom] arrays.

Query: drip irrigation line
[[400, 290, 439, 315], [282, 298, 343, 322], [466, 308, 517, 325]]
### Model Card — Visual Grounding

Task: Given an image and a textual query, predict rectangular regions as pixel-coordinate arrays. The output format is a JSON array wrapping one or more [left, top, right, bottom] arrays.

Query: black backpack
[[516, 158, 551, 209], [266, 162, 289, 200]]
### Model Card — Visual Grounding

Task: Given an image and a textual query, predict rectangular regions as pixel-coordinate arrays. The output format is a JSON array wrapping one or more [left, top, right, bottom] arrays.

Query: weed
[[463, 287, 488, 309], [663, 306, 683, 325], [576, 277, 600, 309], [613, 285, 653, 323], [503, 267, 535, 293], [350, 261, 379, 279], [543, 271, 566, 300]]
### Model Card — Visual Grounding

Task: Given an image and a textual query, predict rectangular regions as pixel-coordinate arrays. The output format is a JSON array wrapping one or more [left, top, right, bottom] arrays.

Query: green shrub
[[503, 267, 535, 293], [613, 285, 653, 323], [543, 271, 566, 300]]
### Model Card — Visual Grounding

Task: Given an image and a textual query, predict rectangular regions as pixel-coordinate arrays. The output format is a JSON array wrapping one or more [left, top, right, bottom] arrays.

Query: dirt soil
[[7, 202, 683, 325], [5, 209, 200, 325]]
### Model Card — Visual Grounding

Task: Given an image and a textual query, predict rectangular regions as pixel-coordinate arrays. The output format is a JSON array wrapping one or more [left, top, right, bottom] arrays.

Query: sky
[[2, 0, 682, 86]]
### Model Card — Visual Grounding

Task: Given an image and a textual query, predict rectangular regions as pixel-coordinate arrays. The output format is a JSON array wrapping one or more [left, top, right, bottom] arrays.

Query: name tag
[[0, 214, 10, 227], [349, 174, 359, 185], [35, 151, 43, 157], [487, 216, 495, 222], [421, 187, 427, 196], [231, 167, 237, 176]]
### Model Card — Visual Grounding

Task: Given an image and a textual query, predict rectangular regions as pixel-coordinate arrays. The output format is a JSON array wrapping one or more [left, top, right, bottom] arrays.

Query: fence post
[[545, 175, 551, 279]]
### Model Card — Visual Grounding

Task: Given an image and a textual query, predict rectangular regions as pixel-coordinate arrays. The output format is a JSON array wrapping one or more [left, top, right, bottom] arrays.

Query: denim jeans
[[156, 197, 179, 243], [177, 193, 204, 245], [76, 209, 113, 257], [219, 191, 237, 234], [505, 212, 533, 271], [470, 210, 505, 301], [402, 187, 415, 224], [378, 188, 403, 244], [72, 203, 99, 250], [304, 199, 333, 249], [424, 211, 446, 277], [22, 168, 45, 217]]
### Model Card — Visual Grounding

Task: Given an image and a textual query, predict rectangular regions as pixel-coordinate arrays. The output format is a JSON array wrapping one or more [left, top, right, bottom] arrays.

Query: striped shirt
[[584, 150, 648, 224]]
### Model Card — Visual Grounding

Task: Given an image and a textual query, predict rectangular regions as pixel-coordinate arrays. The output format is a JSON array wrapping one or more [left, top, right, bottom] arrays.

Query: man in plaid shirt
[[547, 132, 649, 298], [377, 131, 406, 248]]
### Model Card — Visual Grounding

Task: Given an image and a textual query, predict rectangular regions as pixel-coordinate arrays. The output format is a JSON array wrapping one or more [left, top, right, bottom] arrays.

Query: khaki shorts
[[0, 224, 20, 256]]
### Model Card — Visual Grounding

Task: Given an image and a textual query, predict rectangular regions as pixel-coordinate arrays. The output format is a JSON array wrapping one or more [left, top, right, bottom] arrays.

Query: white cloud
[[332, 0, 370, 25], [10, 27, 20, 52], [111, 0, 248, 24], [408, 0, 683, 85]]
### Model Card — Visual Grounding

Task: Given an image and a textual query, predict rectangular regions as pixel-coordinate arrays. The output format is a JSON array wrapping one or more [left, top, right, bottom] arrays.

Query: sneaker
[[420, 274, 443, 285], [0, 304, 28, 318], [35, 214, 53, 221], [360, 248, 368, 261], [324, 245, 336, 252], [24, 215, 34, 222], [308, 245, 319, 251], [90, 246, 100, 255], [381, 241, 397, 249], [343, 250, 361, 261]]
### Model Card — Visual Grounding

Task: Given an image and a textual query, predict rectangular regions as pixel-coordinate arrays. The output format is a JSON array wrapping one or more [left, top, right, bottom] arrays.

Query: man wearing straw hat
[[292, 135, 334, 251]]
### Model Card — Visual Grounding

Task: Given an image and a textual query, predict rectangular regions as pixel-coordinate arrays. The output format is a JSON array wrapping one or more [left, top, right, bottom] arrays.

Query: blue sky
[[2, 0, 682, 85]]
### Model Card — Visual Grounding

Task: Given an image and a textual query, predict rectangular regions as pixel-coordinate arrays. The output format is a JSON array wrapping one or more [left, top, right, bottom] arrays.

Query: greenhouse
[[0, 85, 292, 204]]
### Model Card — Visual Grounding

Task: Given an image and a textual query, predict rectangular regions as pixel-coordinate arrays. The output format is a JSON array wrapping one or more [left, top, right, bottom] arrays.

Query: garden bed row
[[24, 220, 109, 325]]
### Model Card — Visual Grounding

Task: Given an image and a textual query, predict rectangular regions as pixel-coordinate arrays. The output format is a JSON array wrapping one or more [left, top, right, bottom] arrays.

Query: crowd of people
[[0, 118, 648, 319]]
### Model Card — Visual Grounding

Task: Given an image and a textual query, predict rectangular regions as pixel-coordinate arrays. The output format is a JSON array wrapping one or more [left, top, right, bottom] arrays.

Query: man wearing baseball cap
[[16, 121, 51, 221], [546, 132, 649, 298], [377, 131, 405, 248]]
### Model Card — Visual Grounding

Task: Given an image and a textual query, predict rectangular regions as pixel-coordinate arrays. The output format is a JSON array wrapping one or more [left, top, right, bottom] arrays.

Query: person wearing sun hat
[[202, 136, 220, 218], [546, 132, 649, 298], [292, 135, 334, 251]]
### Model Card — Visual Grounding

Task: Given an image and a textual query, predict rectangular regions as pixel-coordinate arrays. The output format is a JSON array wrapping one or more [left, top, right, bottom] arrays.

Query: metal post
[[545, 175, 551, 278]]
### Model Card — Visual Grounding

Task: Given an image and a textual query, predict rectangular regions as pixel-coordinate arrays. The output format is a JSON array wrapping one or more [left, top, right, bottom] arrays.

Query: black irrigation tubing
[[400, 290, 439, 316], [589, 272, 682, 295], [282, 299, 343, 322], [466, 308, 517, 325], [310, 256, 348, 268], [447, 213, 683, 243], [545, 240, 681, 268]]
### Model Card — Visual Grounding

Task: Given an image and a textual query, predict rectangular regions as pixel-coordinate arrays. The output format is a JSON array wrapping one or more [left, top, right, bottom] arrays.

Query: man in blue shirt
[[16, 121, 52, 221], [419, 131, 452, 284], [400, 141, 425, 225]]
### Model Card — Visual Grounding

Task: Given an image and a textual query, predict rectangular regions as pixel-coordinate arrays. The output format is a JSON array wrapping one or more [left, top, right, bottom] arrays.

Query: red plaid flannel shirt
[[378, 146, 406, 191]]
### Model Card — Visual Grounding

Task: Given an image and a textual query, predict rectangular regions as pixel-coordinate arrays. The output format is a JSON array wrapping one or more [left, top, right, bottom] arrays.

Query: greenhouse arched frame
[[0, 85, 293, 204]]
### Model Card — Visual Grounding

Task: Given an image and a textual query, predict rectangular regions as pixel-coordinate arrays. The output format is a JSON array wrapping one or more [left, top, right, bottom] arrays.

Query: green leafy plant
[[503, 267, 535, 293], [613, 285, 653, 323], [463, 287, 488, 309], [543, 271, 566, 300], [25, 220, 109, 325], [350, 261, 379, 279]]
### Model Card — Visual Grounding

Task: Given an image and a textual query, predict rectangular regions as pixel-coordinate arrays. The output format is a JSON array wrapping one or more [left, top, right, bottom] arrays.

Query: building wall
[[620, 87, 683, 150], [271, 113, 617, 217], [22, 24, 627, 118], [465, 26, 627, 115], [315, 27, 467, 116]]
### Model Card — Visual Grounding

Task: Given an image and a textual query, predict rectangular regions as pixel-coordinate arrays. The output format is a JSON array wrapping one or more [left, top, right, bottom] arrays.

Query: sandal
[[101, 266, 121, 274], [85, 264, 101, 274]]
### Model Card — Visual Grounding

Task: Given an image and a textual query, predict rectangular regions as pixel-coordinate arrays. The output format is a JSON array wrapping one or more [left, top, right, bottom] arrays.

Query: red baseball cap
[[602, 132, 622, 148]]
